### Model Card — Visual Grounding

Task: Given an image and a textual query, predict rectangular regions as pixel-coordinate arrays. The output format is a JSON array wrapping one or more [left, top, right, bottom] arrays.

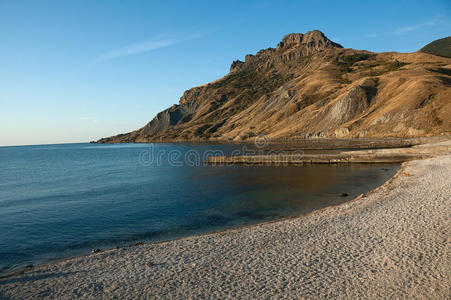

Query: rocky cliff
[[96, 30, 451, 143]]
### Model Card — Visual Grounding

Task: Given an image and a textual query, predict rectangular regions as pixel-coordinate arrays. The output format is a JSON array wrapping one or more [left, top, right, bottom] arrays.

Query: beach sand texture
[[1, 155, 450, 299]]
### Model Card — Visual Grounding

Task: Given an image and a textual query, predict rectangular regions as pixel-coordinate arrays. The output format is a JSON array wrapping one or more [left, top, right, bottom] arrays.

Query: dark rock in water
[[91, 248, 101, 253], [134, 241, 143, 246], [341, 192, 349, 197], [25, 264, 34, 270]]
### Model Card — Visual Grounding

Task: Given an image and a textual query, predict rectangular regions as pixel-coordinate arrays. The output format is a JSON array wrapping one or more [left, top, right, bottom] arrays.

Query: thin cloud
[[394, 17, 440, 35], [364, 15, 447, 38], [93, 32, 209, 63], [94, 39, 177, 63], [80, 116, 99, 124]]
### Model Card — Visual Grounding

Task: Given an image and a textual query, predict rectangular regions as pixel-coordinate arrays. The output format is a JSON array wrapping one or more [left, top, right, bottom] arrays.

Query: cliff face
[[97, 30, 451, 143]]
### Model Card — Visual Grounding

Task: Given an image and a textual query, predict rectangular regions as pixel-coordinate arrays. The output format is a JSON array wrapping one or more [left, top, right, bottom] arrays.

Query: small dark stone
[[146, 262, 154, 267], [134, 241, 143, 246], [91, 248, 101, 253], [25, 264, 34, 270], [341, 192, 349, 197]]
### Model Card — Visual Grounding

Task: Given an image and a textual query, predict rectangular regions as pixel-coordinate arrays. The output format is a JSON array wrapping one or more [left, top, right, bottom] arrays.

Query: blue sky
[[1, 0, 450, 146]]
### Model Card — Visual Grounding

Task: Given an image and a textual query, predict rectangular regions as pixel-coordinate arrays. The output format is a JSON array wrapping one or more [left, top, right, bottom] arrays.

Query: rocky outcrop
[[277, 30, 342, 50], [328, 78, 378, 124], [140, 102, 197, 136], [230, 60, 244, 72], [96, 31, 451, 143]]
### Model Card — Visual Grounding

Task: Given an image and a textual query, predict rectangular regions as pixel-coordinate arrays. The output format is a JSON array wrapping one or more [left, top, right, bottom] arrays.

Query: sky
[[0, 0, 450, 146]]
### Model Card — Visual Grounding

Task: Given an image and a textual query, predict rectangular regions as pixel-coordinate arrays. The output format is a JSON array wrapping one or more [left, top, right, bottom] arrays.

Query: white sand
[[1, 155, 450, 299]]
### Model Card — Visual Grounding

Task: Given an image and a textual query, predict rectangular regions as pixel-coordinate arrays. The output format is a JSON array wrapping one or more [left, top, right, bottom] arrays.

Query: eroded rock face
[[95, 30, 451, 143], [141, 102, 197, 136], [334, 127, 350, 138], [227, 30, 343, 75], [329, 83, 376, 124], [277, 30, 342, 50], [277, 33, 304, 49], [230, 60, 244, 72]]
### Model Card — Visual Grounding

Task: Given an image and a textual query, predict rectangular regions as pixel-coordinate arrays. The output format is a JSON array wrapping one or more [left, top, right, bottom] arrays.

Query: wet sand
[[1, 151, 450, 299]]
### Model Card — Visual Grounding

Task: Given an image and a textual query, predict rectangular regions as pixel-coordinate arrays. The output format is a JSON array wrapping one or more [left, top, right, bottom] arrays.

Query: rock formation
[[96, 30, 451, 143]]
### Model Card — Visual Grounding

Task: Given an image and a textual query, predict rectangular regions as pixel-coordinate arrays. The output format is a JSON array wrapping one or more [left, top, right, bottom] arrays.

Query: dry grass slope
[[96, 31, 451, 143]]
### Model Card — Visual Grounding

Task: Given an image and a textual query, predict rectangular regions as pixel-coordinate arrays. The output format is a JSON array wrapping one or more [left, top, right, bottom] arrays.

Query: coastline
[[207, 139, 451, 164], [1, 151, 450, 298]]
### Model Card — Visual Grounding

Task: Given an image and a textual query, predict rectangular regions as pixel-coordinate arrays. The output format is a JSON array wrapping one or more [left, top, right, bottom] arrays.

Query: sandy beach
[[1, 154, 450, 299]]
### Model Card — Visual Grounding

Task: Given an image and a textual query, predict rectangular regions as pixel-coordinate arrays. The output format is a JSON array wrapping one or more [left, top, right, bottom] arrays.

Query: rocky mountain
[[96, 30, 451, 143]]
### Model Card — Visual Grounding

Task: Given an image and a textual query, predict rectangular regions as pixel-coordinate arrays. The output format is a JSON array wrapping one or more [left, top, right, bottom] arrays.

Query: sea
[[0, 143, 398, 272]]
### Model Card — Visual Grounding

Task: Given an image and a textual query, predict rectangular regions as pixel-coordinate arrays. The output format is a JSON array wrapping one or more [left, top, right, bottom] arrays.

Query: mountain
[[96, 30, 451, 143], [419, 36, 451, 58]]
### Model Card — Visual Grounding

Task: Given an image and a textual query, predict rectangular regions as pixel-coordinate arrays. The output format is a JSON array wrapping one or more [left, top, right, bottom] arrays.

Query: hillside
[[419, 36, 451, 58], [96, 30, 451, 143]]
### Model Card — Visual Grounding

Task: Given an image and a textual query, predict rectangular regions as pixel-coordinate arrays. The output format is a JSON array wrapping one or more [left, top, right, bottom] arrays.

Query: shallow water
[[0, 143, 398, 272]]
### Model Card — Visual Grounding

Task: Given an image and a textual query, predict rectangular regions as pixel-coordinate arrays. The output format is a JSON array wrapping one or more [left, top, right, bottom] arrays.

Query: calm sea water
[[0, 143, 398, 272]]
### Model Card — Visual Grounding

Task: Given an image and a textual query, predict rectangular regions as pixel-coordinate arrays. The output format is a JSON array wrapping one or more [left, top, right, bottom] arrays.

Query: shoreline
[[93, 135, 451, 148], [207, 140, 451, 164], [1, 149, 449, 298]]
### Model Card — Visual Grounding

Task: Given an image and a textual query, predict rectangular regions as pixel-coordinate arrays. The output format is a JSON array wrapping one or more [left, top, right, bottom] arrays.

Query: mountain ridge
[[96, 30, 451, 143], [419, 36, 451, 58]]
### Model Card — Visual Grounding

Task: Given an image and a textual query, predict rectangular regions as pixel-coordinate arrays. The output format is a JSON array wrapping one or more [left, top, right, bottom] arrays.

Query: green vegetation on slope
[[420, 36, 451, 58], [212, 68, 293, 110]]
